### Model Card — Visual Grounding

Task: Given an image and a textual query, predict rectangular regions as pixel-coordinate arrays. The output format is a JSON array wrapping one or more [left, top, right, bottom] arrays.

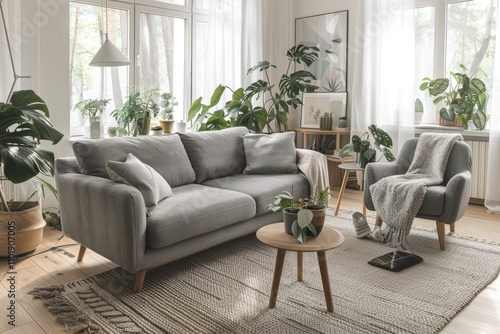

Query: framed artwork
[[295, 10, 348, 93], [300, 92, 347, 129]]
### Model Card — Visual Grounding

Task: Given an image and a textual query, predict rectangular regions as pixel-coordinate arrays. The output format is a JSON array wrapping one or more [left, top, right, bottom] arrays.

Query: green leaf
[[339, 143, 353, 158], [286, 44, 320, 67], [187, 97, 203, 121], [297, 209, 313, 229], [246, 61, 276, 76], [428, 78, 449, 96], [419, 82, 429, 91], [470, 78, 486, 94], [432, 96, 445, 105], [439, 107, 455, 121], [307, 223, 317, 236], [209, 85, 226, 108], [291, 221, 306, 244], [472, 111, 488, 130], [363, 148, 376, 161], [381, 147, 396, 162]]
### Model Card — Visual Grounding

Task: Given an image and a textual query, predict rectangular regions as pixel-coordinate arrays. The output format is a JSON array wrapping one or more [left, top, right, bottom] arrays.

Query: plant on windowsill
[[188, 44, 320, 133], [267, 185, 329, 243], [111, 89, 160, 136], [0, 90, 64, 256], [73, 98, 110, 139], [418, 64, 489, 130], [158, 92, 178, 133], [339, 124, 395, 168]]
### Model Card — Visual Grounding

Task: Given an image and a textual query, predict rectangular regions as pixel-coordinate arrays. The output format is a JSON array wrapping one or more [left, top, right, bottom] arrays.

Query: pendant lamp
[[89, 0, 130, 67]]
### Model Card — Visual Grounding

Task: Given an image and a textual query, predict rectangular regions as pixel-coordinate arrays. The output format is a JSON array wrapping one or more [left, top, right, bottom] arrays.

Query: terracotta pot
[[159, 120, 175, 133]]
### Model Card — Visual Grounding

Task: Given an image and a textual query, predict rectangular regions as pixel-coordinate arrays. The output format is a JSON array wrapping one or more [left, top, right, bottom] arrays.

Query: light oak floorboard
[[0, 187, 498, 334]]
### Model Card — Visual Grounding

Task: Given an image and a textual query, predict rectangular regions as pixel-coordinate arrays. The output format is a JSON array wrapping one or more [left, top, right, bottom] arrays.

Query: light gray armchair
[[364, 138, 472, 250]]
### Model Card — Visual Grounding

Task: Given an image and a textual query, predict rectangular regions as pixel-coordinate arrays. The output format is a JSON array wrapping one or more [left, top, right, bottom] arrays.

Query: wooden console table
[[293, 129, 353, 187]]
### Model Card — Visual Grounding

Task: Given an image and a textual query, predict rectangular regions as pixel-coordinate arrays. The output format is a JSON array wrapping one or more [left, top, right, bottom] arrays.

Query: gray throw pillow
[[178, 127, 249, 182], [243, 132, 298, 174], [106, 154, 173, 216]]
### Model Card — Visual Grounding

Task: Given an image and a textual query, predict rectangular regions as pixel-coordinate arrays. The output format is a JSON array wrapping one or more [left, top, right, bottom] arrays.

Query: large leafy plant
[[111, 89, 160, 136], [0, 90, 64, 210], [188, 44, 319, 132], [419, 64, 488, 130], [339, 124, 395, 163]]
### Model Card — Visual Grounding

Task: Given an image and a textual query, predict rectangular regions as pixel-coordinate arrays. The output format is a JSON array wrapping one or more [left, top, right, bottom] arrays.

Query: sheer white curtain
[[485, 3, 500, 214], [351, 0, 415, 158], [204, 0, 262, 100]]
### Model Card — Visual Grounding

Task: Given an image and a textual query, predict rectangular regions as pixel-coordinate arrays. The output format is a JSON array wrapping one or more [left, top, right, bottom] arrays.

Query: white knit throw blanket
[[370, 133, 463, 251]]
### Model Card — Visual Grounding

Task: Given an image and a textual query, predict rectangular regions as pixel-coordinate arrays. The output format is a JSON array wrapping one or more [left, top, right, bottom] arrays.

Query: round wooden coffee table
[[256, 223, 345, 313]]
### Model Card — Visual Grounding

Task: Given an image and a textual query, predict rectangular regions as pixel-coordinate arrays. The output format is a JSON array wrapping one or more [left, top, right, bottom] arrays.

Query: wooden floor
[[1, 187, 499, 334]]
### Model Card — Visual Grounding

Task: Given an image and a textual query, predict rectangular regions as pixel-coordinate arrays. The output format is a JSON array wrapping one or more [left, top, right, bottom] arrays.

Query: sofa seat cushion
[[72, 135, 196, 187], [146, 184, 256, 249], [202, 174, 309, 217], [417, 185, 445, 217]]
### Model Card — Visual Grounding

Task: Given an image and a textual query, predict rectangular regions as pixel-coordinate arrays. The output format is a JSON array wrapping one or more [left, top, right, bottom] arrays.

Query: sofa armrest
[[363, 162, 405, 211], [56, 161, 147, 273]]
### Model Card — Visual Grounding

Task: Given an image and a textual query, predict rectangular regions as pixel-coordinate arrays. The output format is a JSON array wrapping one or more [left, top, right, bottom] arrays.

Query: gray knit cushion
[[242, 132, 298, 174], [178, 127, 249, 182], [106, 154, 173, 216], [72, 135, 196, 187]]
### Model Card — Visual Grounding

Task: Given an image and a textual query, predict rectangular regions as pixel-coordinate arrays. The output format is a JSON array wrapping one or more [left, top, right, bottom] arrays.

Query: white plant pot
[[415, 112, 423, 125], [83, 116, 104, 139], [174, 121, 187, 133]]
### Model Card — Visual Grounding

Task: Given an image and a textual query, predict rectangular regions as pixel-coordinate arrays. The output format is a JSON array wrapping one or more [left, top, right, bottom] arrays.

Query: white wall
[[291, 0, 358, 129]]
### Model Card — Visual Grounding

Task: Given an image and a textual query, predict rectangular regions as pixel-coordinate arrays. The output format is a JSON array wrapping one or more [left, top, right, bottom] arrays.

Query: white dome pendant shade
[[89, 34, 130, 67]]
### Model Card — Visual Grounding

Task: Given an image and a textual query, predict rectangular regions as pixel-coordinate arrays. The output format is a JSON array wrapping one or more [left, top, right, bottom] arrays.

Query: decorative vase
[[338, 117, 347, 128], [159, 120, 175, 133], [83, 116, 104, 139], [320, 113, 333, 130], [0, 201, 46, 256]]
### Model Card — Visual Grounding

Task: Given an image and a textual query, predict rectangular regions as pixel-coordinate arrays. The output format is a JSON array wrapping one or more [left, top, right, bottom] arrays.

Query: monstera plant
[[188, 44, 320, 132], [0, 90, 63, 255]]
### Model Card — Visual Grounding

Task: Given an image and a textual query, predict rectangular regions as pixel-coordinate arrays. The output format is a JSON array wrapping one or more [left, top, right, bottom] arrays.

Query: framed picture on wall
[[296, 10, 348, 93], [300, 92, 347, 129]]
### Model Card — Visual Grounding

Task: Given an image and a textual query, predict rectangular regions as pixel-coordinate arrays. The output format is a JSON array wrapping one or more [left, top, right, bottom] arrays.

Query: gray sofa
[[56, 127, 312, 292]]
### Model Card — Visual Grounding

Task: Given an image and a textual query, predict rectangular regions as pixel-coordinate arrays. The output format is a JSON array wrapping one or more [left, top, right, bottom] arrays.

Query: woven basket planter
[[439, 117, 463, 128], [0, 201, 46, 257]]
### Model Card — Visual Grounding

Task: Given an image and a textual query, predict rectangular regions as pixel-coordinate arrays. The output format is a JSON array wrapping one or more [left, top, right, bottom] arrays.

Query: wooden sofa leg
[[436, 221, 446, 250], [77, 245, 87, 262], [375, 215, 383, 227], [449, 223, 455, 233], [134, 270, 147, 293]]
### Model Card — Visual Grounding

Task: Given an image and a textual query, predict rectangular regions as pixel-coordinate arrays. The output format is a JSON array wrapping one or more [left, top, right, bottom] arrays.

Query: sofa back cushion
[[242, 132, 298, 174], [178, 127, 249, 183], [72, 135, 196, 187]]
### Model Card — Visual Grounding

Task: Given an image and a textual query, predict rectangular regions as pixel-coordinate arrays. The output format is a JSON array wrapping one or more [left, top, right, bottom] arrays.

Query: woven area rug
[[30, 210, 500, 334]]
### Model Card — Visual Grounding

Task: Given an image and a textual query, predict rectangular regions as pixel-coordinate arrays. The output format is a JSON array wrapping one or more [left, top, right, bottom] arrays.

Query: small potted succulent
[[339, 124, 395, 168], [267, 185, 329, 243], [73, 98, 110, 139], [150, 125, 163, 136]]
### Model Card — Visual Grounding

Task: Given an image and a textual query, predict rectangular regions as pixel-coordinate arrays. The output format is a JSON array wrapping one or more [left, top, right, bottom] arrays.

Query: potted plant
[[158, 92, 178, 133], [111, 89, 159, 136], [415, 98, 424, 125], [419, 64, 489, 130], [267, 185, 329, 243], [150, 125, 163, 136], [0, 90, 64, 256], [73, 98, 110, 139], [188, 44, 319, 132], [339, 124, 395, 168]]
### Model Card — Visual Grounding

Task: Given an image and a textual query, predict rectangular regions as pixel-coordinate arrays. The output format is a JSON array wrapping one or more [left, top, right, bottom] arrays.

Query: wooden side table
[[335, 163, 366, 216], [256, 223, 345, 313]]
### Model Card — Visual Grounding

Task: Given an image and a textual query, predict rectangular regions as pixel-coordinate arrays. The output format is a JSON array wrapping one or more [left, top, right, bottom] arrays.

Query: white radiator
[[465, 140, 489, 200]]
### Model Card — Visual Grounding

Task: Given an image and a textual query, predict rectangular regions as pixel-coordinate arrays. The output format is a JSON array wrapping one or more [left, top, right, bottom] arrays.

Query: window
[[415, 0, 497, 124], [70, 1, 207, 136]]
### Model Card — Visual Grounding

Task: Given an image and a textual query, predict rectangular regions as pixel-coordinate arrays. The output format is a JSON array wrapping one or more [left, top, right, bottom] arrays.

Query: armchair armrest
[[364, 162, 406, 211], [439, 171, 471, 224], [56, 159, 147, 273]]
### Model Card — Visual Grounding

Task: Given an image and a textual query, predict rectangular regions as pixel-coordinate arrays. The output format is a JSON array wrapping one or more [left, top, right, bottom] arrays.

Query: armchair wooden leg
[[449, 223, 455, 233], [134, 270, 147, 293], [77, 245, 87, 262], [375, 215, 383, 227], [436, 221, 446, 250]]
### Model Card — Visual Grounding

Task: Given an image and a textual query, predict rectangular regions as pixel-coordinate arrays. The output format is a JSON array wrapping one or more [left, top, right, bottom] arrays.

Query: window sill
[[415, 124, 490, 141]]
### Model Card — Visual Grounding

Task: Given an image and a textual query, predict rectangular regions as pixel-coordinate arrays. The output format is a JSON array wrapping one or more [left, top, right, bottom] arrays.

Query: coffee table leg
[[317, 251, 334, 313], [334, 169, 349, 216], [297, 251, 303, 282], [269, 249, 286, 309]]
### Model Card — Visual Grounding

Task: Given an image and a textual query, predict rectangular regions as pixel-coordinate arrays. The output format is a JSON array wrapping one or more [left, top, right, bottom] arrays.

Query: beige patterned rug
[[30, 210, 500, 334]]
